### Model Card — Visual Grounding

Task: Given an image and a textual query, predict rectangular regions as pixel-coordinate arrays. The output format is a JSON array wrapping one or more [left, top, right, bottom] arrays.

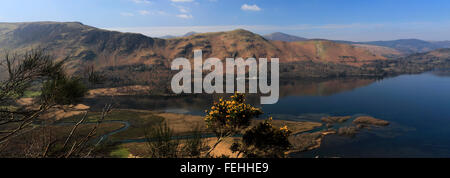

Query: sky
[[1, 0, 450, 41]]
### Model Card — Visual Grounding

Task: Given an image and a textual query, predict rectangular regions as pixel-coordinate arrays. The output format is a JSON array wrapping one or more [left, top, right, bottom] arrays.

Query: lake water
[[289, 71, 450, 158], [86, 71, 450, 157]]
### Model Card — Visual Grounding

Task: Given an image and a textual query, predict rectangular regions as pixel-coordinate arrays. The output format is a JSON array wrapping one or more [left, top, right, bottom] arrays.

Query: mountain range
[[263, 32, 450, 55], [0, 21, 449, 86], [160, 31, 198, 39], [263, 32, 308, 42], [0, 22, 387, 70], [348, 39, 450, 54]]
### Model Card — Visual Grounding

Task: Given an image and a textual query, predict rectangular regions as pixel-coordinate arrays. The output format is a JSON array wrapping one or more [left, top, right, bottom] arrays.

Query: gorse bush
[[204, 93, 263, 137], [232, 118, 292, 158], [203, 93, 292, 158], [203, 93, 263, 156]]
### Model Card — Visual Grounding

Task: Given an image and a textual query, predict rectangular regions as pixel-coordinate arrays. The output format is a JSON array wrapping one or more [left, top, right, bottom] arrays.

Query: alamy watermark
[[170, 50, 279, 104]]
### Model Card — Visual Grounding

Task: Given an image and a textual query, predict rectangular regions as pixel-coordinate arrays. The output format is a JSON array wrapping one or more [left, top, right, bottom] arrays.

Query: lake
[[85, 71, 450, 158]]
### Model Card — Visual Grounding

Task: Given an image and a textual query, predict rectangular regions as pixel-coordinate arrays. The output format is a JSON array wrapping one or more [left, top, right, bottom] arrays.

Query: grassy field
[[54, 109, 325, 158], [60, 110, 165, 141], [109, 147, 131, 158], [60, 110, 324, 141], [23, 90, 42, 98], [99, 112, 324, 158]]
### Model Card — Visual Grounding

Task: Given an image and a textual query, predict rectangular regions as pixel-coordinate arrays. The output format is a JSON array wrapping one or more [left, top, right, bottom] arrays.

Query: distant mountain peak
[[263, 32, 308, 42], [182, 31, 197, 37], [228, 28, 256, 35], [160, 31, 197, 39]]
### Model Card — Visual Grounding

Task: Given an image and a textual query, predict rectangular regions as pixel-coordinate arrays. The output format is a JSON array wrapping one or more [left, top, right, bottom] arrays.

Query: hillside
[[431, 41, 450, 49], [367, 48, 450, 75], [1, 22, 449, 91], [160, 31, 198, 39], [352, 44, 403, 58], [405, 48, 450, 60], [0, 22, 167, 73], [363, 39, 442, 54], [0, 22, 391, 86], [164, 29, 385, 65], [337, 39, 449, 54], [263, 32, 308, 42], [0, 22, 386, 67], [262, 33, 405, 61]]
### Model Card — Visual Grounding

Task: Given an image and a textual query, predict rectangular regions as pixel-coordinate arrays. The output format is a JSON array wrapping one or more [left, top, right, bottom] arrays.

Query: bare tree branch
[[62, 112, 88, 149]]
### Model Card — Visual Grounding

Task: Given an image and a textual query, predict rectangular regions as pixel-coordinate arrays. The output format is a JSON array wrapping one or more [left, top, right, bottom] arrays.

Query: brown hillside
[[162, 29, 386, 66], [352, 44, 403, 58], [0, 22, 387, 75]]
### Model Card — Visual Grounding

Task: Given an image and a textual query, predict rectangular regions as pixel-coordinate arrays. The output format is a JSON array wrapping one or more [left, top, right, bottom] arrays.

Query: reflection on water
[[287, 72, 450, 158], [84, 71, 450, 157], [279, 78, 376, 97], [85, 77, 377, 114], [432, 70, 450, 77]]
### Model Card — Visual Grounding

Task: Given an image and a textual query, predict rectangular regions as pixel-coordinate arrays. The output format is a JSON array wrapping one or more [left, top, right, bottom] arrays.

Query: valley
[[3, 22, 450, 91], [1, 21, 450, 158]]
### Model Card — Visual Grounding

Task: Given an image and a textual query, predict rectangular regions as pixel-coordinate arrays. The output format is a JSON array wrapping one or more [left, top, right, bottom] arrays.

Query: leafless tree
[[0, 49, 106, 158], [0, 49, 66, 144]]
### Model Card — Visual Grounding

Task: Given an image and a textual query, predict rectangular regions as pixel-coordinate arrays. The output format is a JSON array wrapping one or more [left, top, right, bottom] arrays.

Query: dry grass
[[41, 104, 89, 120], [158, 112, 323, 136], [114, 112, 324, 158], [203, 137, 241, 158], [338, 126, 358, 137], [257, 120, 322, 135], [86, 85, 152, 97], [119, 137, 241, 158], [16, 97, 90, 120], [321, 116, 351, 124], [288, 130, 337, 153], [353, 116, 390, 126], [156, 113, 208, 135]]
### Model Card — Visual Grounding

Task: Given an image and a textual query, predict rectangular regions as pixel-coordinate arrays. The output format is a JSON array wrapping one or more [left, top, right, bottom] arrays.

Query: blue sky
[[1, 0, 450, 41]]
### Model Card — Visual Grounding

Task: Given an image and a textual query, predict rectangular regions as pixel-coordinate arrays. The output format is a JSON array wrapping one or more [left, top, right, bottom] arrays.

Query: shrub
[[41, 76, 87, 105], [232, 118, 292, 158], [180, 125, 208, 158], [203, 93, 262, 156], [144, 122, 180, 158]]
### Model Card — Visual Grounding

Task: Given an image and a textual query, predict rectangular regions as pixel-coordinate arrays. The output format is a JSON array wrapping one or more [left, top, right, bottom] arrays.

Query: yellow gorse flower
[[204, 93, 263, 130]]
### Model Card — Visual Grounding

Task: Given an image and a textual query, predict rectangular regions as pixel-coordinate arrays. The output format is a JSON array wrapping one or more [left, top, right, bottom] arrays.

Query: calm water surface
[[86, 71, 450, 157]]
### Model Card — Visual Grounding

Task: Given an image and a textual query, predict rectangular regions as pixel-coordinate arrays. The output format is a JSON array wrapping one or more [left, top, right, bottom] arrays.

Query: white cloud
[[171, 3, 191, 16], [176, 14, 193, 19], [172, 4, 189, 13], [179, 7, 189, 13], [120, 12, 135, 17], [171, 0, 194, 2], [131, 0, 151, 4], [138, 10, 150, 15], [241, 4, 261, 11], [156, 11, 169, 16]]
